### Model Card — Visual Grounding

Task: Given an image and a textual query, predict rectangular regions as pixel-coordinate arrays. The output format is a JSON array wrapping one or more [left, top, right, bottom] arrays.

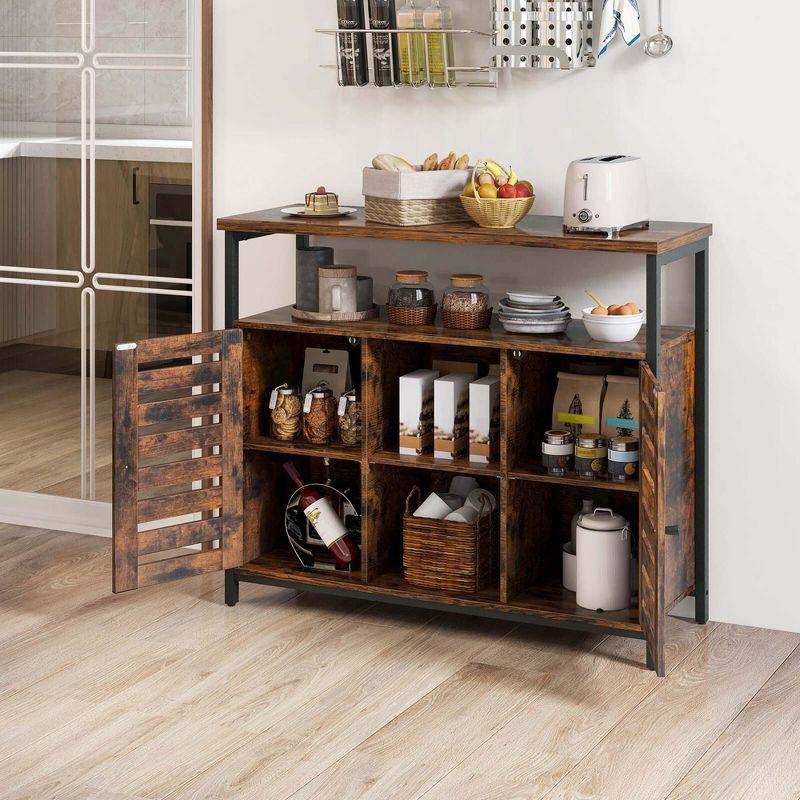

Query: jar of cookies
[[269, 384, 302, 441], [303, 385, 337, 445], [338, 389, 362, 447]]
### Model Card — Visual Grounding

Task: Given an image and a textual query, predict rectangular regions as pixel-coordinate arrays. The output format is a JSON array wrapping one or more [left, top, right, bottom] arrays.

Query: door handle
[[133, 167, 141, 205]]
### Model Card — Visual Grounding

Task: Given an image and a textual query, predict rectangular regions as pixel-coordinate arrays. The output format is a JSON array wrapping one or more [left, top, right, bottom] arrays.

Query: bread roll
[[423, 153, 438, 171], [454, 154, 469, 170], [372, 154, 416, 172]]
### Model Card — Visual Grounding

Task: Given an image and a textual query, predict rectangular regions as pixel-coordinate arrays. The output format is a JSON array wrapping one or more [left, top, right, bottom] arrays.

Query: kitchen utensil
[[585, 289, 604, 307], [498, 317, 571, 334], [413, 491, 452, 520], [563, 156, 649, 236], [281, 206, 357, 218], [576, 508, 631, 611], [644, 0, 673, 58], [582, 307, 644, 342]]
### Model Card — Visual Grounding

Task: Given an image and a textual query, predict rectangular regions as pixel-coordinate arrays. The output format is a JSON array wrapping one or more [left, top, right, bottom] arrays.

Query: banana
[[484, 160, 518, 186], [507, 167, 518, 186]]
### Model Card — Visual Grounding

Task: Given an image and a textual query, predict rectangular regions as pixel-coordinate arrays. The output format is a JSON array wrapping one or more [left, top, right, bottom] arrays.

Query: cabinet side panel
[[662, 334, 696, 609], [222, 329, 245, 568]]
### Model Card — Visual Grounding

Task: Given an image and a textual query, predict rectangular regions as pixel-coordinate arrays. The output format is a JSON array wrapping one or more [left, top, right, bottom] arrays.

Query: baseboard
[[0, 490, 112, 537]]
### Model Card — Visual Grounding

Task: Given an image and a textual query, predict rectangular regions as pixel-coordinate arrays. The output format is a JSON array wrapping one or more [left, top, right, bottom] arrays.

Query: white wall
[[215, 0, 800, 632]]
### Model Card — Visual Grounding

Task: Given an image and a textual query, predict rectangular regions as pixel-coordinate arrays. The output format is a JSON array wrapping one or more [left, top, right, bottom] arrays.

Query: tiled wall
[[0, 0, 191, 129]]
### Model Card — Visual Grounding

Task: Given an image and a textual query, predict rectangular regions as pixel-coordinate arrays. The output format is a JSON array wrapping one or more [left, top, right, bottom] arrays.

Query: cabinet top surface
[[217, 207, 712, 255], [236, 305, 693, 360]]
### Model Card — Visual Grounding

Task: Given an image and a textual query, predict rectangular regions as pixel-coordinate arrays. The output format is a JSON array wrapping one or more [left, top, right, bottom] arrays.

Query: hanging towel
[[598, 0, 641, 57]]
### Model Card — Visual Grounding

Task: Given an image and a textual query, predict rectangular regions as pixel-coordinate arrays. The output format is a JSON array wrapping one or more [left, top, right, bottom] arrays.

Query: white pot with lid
[[576, 507, 631, 612]]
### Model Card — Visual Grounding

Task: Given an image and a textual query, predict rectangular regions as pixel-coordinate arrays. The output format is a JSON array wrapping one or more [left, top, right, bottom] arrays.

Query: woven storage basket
[[402, 487, 498, 595], [460, 159, 535, 229], [387, 303, 438, 326], [365, 196, 470, 227], [442, 306, 493, 330]]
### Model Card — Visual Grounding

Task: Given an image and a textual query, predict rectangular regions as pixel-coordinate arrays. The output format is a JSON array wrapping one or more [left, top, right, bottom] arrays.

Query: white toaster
[[563, 155, 649, 237]]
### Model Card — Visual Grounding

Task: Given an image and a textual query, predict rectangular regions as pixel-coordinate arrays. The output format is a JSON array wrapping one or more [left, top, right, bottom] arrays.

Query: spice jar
[[442, 274, 492, 330], [269, 384, 302, 441], [387, 270, 437, 325], [608, 436, 639, 482], [574, 433, 608, 480], [303, 385, 337, 445], [338, 389, 362, 447], [542, 429, 574, 476]]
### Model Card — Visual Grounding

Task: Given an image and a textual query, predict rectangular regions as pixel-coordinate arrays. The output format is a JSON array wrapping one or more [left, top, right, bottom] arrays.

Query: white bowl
[[582, 308, 643, 342]]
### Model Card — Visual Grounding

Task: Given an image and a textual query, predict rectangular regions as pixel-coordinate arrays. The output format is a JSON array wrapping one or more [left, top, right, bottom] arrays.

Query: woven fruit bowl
[[460, 159, 535, 229]]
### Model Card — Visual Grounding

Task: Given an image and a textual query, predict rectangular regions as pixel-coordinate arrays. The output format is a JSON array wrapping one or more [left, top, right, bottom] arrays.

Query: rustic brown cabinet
[[112, 210, 711, 676]]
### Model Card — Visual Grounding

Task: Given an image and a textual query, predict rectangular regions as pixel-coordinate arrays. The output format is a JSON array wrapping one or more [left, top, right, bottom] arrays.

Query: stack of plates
[[498, 291, 571, 334]]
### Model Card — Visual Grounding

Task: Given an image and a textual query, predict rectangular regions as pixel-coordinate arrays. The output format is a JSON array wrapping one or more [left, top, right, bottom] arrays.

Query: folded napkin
[[598, 0, 641, 57]]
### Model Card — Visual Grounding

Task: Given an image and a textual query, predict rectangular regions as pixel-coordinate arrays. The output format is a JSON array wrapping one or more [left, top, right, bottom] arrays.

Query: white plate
[[500, 319, 570, 334], [499, 303, 568, 316], [281, 206, 358, 218], [507, 291, 558, 305]]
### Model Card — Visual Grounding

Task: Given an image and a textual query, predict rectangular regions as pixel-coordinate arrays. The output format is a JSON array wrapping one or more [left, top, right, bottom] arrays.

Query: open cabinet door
[[113, 329, 244, 593], [639, 361, 666, 676]]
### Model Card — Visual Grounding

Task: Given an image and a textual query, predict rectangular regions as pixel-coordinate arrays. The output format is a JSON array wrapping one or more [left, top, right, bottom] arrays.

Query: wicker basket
[[402, 487, 498, 595], [460, 159, 535, 229], [365, 196, 470, 227], [442, 306, 493, 330], [387, 303, 438, 326]]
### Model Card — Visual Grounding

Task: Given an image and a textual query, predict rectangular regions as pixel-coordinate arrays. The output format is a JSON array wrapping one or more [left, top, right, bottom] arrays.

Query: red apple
[[514, 182, 533, 198], [498, 184, 517, 199]]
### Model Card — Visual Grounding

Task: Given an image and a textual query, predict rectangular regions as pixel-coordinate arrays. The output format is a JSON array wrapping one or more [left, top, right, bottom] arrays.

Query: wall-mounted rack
[[316, 27, 498, 88]]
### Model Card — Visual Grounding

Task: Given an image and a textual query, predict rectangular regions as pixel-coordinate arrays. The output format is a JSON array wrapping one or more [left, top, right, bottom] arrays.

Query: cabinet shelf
[[509, 463, 640, 494], [244, 436, 363, 463], [369, 450, 502, 478]]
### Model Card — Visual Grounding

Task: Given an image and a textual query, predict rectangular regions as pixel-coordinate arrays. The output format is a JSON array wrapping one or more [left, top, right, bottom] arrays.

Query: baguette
[[372, 153, 416, 172]]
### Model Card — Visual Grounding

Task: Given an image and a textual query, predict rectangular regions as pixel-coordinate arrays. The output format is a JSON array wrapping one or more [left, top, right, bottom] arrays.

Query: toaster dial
[[577, 208, 593, 224]]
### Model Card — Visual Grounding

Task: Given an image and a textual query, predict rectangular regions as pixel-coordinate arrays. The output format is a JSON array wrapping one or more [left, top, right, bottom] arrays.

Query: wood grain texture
[[137, 392, 222, 426], [137, 361, 222, 393], [4, 526, 800, 800], [137, 455, 223, 491], [237, 305, 694, 362], [221, 329, 244, 569], [112, 346, 139, 593], [138, 424, 222, 459], [217, 208, 712, 255], [640, 361, 667, 675]]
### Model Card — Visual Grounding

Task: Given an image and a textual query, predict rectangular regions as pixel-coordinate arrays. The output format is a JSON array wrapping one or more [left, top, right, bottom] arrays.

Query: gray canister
[[296, 246, 334, 312], [357, 276, 374, 311]]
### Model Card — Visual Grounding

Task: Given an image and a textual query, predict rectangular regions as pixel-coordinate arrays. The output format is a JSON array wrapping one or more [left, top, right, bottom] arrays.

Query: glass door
[[0, 1, 199, 519]]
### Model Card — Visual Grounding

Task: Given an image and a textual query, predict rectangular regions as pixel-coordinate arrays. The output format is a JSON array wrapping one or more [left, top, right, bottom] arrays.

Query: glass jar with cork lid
[[386, 270, 437, 325], [442, 274, 492, 330]]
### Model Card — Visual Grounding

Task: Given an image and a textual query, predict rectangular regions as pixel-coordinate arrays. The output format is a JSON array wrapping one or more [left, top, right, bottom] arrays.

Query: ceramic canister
[[576, 507, 631, 612], [319, 265, 358, 314]]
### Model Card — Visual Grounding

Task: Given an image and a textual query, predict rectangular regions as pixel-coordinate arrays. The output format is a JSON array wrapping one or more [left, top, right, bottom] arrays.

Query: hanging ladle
[[644, 0, 673, 58]]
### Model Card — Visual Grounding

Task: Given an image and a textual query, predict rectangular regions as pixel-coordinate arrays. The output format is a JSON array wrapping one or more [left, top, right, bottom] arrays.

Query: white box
[[434, 373, 472, 459], [469, 375, 501, 464], [399, 369, 439, 456], [362, 166, 472, 201]]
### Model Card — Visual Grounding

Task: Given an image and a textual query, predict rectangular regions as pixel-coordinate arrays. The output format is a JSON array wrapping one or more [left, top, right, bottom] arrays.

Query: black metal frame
[[222, 230, 710, 630]]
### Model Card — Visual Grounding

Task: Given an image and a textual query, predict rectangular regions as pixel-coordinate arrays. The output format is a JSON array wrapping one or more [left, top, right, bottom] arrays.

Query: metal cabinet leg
[[225, 569, 239, 607], [694, 243, 710, 624], [224, 232, 240, 328]]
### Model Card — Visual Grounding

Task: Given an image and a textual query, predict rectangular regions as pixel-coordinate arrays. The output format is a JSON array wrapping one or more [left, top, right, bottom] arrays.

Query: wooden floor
[[2, 524, 800, 800]]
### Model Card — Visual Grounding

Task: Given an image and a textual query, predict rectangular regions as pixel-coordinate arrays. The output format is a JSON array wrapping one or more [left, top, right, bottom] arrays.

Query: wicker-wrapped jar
[[338, 389, 362, 447], [269, 384, 302, 441], [387, 270, 437, 326], [303, 386, 337, 445], [442, 274, 492, 329]]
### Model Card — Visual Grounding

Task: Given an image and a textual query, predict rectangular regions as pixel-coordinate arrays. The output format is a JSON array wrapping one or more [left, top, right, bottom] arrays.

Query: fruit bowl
[[460, 159, 535, 229], [582, 307, 645, 343]]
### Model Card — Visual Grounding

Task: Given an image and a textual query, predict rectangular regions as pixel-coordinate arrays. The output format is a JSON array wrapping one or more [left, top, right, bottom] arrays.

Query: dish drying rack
[[317, 0, 596, 88]]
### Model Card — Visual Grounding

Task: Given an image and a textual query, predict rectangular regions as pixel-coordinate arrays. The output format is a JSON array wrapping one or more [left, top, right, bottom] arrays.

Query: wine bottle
[[283, 461, 360, 566], [337, 0, 369, 86], [368, 0, 399, 87]]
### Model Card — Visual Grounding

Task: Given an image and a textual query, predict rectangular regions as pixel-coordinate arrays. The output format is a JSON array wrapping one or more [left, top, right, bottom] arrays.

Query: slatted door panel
[[639, 362, 666, 676], [113, 329, 244, 593]]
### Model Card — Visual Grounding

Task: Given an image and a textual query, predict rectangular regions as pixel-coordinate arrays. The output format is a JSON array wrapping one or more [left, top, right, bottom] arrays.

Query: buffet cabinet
[[113, 306, 696, 676]]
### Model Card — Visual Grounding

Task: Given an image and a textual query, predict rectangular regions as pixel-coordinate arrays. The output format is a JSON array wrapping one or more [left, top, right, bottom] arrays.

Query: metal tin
[[574, 433, 607, 479], [542, 429, 574, 476], [608, 435, 639, 482]]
